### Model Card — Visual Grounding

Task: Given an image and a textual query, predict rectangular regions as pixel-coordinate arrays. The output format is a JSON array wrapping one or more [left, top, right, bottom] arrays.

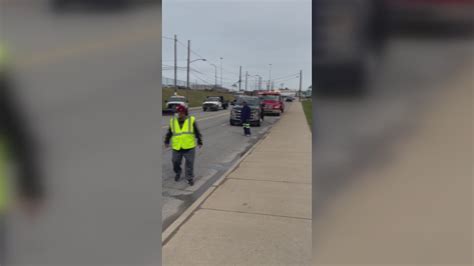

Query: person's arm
[[164, 128, 173, 145], [193, 121, 203, 146], [0, 75, 43, 200]]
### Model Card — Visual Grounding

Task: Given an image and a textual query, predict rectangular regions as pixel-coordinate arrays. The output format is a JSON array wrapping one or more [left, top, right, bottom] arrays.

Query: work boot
[[187, 179, 194, 186], [174, 174, 180, 182]]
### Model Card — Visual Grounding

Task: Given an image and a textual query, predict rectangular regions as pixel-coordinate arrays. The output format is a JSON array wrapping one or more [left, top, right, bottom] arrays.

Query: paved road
[[161, 108, 281, 231], [2, 2, 163, 265]]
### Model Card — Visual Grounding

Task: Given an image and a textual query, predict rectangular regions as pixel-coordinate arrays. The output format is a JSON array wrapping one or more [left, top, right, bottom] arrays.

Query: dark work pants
[[172, 148, 195, 180], [242, 119, 251, 135]]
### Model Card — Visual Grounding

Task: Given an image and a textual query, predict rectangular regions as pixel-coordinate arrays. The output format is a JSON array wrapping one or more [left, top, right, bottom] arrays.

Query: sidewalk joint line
[[200, 207, 312, 221], [227, 177, 312, 185]]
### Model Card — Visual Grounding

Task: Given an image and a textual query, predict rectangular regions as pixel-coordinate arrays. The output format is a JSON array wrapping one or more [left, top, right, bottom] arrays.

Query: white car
[[165, 95, 188, 111], [202, 96, 224, 111]]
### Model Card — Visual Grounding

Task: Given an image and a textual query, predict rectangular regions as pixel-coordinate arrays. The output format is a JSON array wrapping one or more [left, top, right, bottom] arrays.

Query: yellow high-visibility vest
[[0, 43, 11, 212], [0, 137, 11, 212], [170, 116, 196, 150], [0, 43, 10, 69]]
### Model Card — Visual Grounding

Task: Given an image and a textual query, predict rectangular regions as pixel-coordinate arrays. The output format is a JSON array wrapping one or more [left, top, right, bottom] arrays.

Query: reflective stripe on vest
[[170, 116, 196, 150], [0, 137, 11, 212]]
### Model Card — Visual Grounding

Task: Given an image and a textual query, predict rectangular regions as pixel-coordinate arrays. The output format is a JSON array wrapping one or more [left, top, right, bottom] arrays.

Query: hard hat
[[175, 104, 187, 114]]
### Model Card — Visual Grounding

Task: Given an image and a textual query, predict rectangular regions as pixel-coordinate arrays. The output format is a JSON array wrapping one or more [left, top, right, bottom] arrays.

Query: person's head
[[242, 101, 247, 106], [176, 105, 187, 119]]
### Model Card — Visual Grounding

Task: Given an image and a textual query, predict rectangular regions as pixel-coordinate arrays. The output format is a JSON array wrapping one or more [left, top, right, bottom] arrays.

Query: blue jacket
[[241, 105, 251, 122]]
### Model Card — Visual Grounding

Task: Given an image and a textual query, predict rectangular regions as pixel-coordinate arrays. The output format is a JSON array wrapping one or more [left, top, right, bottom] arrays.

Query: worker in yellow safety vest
[[164, 105, 203, 186], [0, 43, 44, 263]]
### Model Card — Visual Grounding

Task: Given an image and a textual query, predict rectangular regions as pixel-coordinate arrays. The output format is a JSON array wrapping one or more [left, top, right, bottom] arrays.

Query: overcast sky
[[163, 0, 311, 91]]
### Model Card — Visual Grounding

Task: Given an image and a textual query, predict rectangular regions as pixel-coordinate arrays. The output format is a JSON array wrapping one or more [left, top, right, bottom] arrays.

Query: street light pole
[[238, 66, 242, 91], [268, 64, 272, 91], [174, 34, 178, 92], [211, 64, 217, 88], [245, 71, 248, 91], [254, 74, 262, 91], [299, 70, 303, 101], [186, 40, 191, 89]]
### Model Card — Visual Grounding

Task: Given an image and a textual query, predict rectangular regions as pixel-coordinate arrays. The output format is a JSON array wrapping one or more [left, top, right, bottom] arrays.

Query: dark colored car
[[51, 0, 134, 10], [202, 96, 229, 111], [387, 0, 474, 29], [229, 96, 262, 127], [313, 0, 388, 95]]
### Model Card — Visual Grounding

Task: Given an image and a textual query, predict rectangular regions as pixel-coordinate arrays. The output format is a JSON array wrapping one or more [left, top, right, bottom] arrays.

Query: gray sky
[[163, 0, 311, 91]]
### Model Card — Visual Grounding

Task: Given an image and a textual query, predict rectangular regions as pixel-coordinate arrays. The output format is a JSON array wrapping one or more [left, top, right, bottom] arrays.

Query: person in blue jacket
[[240, 101, 251, 137]]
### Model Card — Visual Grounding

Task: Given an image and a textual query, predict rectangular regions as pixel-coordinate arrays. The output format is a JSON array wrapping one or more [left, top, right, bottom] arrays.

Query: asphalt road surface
[[2, 1, 163, 265], [161, 108, 281, 231]]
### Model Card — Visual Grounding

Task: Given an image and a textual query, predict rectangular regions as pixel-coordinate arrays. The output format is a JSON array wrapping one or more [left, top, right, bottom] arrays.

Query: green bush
[[301, 100, 312, 131]]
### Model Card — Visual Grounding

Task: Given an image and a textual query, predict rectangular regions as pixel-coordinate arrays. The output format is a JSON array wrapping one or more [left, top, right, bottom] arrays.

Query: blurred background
[[1, 0, 162, 264], [313, 0, 472, 264], [1, 0, 472, 264]]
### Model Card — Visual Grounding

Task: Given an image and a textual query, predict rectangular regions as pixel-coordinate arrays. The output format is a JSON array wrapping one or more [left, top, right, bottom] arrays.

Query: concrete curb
[[162, 115, 276, 245], [162, 187, 216, 244]]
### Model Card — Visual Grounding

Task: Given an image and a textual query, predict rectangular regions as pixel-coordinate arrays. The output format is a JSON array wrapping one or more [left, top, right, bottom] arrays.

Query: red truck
[[258, 91, 285, 116]]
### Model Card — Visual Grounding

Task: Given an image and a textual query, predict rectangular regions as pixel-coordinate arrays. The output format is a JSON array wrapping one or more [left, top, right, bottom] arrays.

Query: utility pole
[[186, 40, 191, 89], [245, 71, 248, 91], [238, 66, 242, 91], [259, 76, 262, 90], [220, 57, 223, 87], [268, 64, 272, 91], [174, 34, 178, 92], [299, 70, 303, 101]]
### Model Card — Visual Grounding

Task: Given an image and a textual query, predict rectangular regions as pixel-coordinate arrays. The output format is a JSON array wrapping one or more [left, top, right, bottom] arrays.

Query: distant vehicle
[[285, 96, 294, 102], [258, 91, 285, 116], [230, 96, 262, 127], [202, 96, 228, 111], [313, 0, 388, 95], [163, 94, 188, 115], [387, 0, 474, 28], [50, 0, 133, 10]]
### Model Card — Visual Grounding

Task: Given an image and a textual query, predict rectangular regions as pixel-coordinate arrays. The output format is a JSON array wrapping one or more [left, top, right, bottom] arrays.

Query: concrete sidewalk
[[163, 102, 312, 265]]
